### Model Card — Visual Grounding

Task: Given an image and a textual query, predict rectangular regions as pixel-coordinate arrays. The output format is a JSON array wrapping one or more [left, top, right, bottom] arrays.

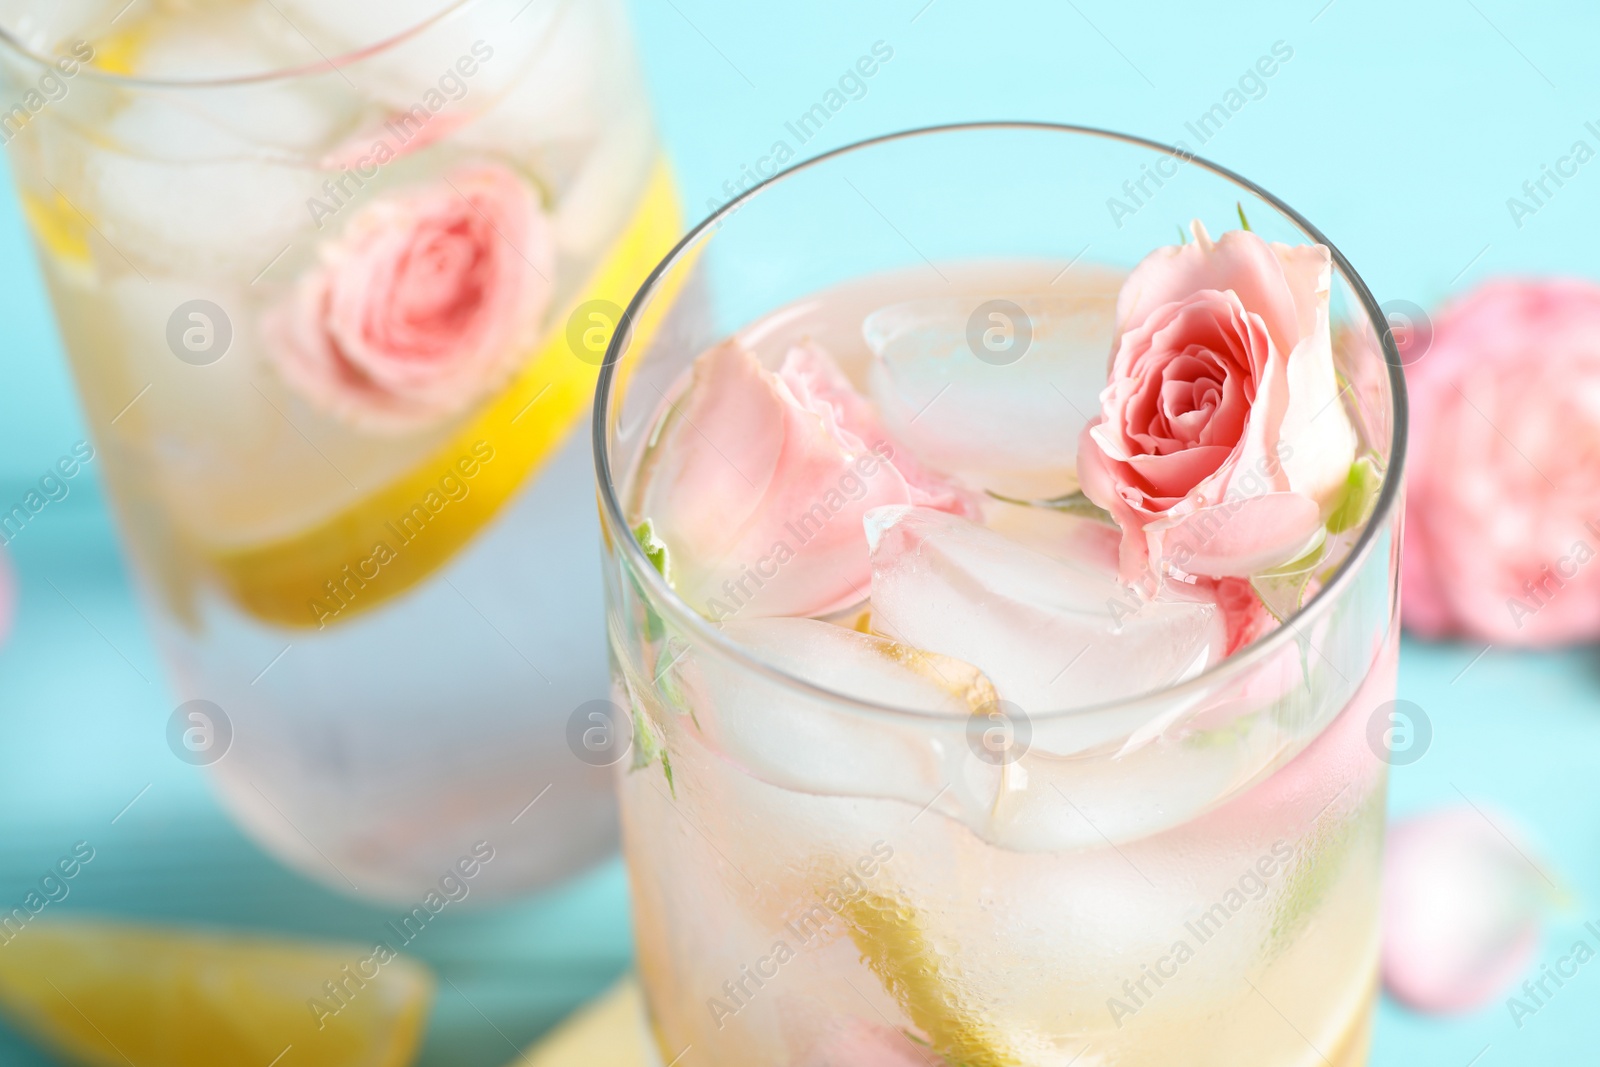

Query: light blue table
[[3, 1, 1597, 1063]]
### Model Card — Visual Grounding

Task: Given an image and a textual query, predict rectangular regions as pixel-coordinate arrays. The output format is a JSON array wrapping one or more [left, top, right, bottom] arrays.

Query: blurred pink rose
[[0, 547, 13, 649], [267, 162, 552, 431], [640, 339, 977, 620], [1079, 221, 1357, 587], [1404, 279, 1600, 645]]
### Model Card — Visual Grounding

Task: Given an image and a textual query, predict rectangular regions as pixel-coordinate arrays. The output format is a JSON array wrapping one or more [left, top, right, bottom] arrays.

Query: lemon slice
[[841, 890, 1024, 1067], [507, 978, 650, 1067], [85, 23, 144, 76], [19, 191, 92, 268], [201, 161, 688, 629], [0, 919, 433, 1067]]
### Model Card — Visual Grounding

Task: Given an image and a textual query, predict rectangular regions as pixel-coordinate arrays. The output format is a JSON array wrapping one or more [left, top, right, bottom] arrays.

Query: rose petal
[[640, 340, 975, 619], [1383, 807, 1557, 1014], [781, 342, 973, 517], [1150, 492, 1323, 578], [1116, 222, 1307, 358], [1125, 444, 1234, 500], [1212, 576, 1277, 655], [1277, 300, 1358, 507]]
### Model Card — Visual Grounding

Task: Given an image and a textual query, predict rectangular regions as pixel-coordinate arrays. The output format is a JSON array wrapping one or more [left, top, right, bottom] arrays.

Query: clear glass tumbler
[[595, 124, 1404, 1066], [0, 0, 685, 902]]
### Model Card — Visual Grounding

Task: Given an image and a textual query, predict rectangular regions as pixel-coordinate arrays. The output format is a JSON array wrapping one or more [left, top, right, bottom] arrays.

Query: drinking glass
[[0, 0, 685, 903], [596, 123, 1404, 1065]]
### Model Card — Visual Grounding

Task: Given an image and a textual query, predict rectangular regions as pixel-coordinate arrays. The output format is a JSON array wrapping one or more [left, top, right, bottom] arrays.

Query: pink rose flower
[[0, 547, 13, 649], [1078, 221, 1357, 586], [1403, 279, 1600, 646], [266, 163, 553, 431], [639, 339, 977, 620]]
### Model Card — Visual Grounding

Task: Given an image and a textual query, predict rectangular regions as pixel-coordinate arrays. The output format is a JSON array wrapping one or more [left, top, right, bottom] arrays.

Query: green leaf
[[1325, 455, 1383, 535], [1249, 534, 1329, 623], [984, 488, 1115, 525], [630, 520, 671, 643], [1236, 202, 1252, 231], [652, 636, 699, 729], [629, 697, 675, 797], [1176, 224, 1188, 245], [633, 519, 672, 582]]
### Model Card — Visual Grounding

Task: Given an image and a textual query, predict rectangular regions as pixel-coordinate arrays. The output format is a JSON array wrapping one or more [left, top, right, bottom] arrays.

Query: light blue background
[[2, 0, 1598, 1064]]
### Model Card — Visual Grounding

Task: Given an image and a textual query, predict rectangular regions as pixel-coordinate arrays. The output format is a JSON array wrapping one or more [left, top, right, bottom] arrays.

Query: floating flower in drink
[[1077, 220, 1359, 589], [265, 162, 554, 432]]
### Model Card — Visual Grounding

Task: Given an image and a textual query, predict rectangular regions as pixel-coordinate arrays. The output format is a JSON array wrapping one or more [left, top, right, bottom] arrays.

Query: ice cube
[[276, 0, 593, 140], [865, 506, 1226, 727], [452, 0, 620, 154], [88, 100, 324, 276], [125, 9, 354, 153], [864, 289, 1120, 499], [674, 617, 995, 810]]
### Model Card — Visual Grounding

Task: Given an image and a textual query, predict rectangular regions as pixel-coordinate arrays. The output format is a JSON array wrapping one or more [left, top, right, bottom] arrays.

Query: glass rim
[[593, 120, 1409, 725], [0, 0, 491, 89]]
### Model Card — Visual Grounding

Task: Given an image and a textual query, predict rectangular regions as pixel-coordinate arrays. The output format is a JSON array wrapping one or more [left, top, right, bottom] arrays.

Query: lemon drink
[[594, 127, 1405, 1065], [0, 0, 686, 902]]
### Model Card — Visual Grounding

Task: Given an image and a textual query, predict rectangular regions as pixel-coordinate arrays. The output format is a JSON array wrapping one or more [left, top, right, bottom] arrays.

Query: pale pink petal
[[1151, 492, 1322, 578], [1115, 222, 1306, 356], [1270, 239, 1334, 342], [1383, 807, 1556, 1014], [781, 341, 979, 518], [641, 341, 973, 620], [1079, 418, 1153, 584], [1277, 301, 1358, 509], [642, 339, 787, 566]]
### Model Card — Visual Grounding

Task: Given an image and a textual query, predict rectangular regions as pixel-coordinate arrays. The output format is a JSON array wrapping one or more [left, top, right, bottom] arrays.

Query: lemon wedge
[[842, 890, 1024, 1067], [19, 191, 92, 268], [506, 979, 650, 1067], [86, 27, 143, 75], [0, 920, 433, 1067]]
